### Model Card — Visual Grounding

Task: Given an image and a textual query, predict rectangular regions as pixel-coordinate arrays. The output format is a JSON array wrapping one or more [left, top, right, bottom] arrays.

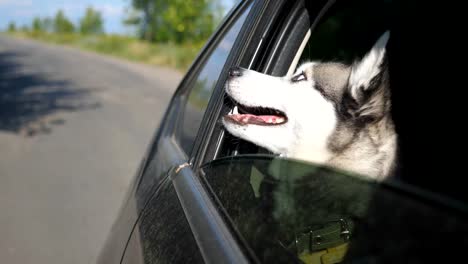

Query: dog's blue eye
[[292, 72, 307, 82]]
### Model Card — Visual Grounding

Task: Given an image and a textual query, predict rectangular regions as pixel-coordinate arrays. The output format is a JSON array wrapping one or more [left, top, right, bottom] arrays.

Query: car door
[[100, 0, 468, 263], [188, 0, 468, 263], [119, 1, 260, 262], [98, 1, 263, 263], [115, 0, 326, 263], [99, 0, 402, 263]]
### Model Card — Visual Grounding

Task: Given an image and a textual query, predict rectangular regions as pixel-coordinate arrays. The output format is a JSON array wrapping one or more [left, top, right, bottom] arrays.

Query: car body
[[97, 0, 467, 263]]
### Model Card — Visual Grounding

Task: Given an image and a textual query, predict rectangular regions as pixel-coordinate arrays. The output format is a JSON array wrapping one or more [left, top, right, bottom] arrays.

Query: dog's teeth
[[276, 117, 285, 123], [232, 106, 239, 114]]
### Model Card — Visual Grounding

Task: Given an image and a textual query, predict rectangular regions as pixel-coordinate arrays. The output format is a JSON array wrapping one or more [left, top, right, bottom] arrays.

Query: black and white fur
[[223, 31, 397, 180]]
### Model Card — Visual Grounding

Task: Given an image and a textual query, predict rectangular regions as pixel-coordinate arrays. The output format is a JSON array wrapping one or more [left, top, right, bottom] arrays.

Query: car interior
[[194, 0, 467, 263]]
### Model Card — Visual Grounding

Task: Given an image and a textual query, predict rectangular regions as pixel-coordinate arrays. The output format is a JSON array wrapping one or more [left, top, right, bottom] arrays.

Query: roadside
[[5, 31, 203, 71]]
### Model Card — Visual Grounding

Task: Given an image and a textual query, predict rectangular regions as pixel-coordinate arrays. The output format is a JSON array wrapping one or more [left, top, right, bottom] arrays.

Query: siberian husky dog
[[223, 31, 397, 180]]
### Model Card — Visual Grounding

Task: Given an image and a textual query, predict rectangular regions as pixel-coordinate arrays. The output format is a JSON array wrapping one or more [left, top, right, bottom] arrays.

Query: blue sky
[[0, 0, 237, 35], [0, 0, 128, 33]]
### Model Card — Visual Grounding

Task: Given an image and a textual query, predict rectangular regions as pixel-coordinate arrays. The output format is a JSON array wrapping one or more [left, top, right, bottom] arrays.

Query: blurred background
[[2, 0, 236, 70], [0, 1, 238, 263]]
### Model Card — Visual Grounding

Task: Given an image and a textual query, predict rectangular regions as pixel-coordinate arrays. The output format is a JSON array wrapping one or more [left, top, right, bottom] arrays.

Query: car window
[[200, 155, 467, 263], [122, 179, 204, 264], [198, 0, 468, 263], [177, 3, 252, 154]]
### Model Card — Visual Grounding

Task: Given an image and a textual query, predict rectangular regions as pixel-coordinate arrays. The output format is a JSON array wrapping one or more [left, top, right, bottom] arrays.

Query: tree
[[122, 8, 142, 37], [53, 10, 75, 33], [7, 22, 16, 32], [79, 7, 104, 35], [126, 0, 224, 43], [41, 17, 53, 33], [161, 0, 219, 43], [125, 0, 156, 41], [32, 17, 43, 32]]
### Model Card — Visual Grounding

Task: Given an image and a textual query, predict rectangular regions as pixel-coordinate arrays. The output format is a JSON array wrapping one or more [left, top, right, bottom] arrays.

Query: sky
[[0, 0, 129, 34], [0, 0, 238, 35]]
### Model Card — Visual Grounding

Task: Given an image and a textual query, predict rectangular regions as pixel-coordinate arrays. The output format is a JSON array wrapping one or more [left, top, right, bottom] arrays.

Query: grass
[[6, 31, 204, 72]]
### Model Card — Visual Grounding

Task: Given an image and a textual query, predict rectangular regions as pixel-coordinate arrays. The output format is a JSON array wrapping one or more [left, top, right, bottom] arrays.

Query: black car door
[[100, 0, 468, 263], [98, 1, 258, 263], [188, 0, 468, 263], [118, 0, 326, 263], [99, 0, 362, 263]]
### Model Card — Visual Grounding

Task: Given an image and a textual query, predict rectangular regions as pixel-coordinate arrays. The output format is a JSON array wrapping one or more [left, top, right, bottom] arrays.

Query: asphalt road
[[0, 35, 183, 264]]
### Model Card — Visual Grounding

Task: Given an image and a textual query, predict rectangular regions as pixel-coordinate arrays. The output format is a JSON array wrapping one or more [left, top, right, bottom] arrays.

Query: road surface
[[0, 35, 183, 264]]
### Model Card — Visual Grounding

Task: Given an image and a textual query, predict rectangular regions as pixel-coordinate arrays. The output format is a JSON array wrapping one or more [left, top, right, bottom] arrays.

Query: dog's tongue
[[228, 114, 285, 125]]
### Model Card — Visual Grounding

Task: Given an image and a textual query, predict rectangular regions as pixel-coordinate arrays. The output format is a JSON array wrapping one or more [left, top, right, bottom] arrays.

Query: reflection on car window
[[200, 155, 467, 264], [123, 179, 204, 264], [178, 4, 252, 154], [300, 0, 392, 64]]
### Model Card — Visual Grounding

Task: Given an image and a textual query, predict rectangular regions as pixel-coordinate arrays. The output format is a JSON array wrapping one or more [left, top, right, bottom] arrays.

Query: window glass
[[201, 155, 467, 263], [178, 4, 252, 154]]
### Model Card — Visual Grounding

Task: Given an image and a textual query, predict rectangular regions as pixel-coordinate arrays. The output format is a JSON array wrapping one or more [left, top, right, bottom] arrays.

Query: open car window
[[200, 155, 467, 263], [198, 1, 468, 262], [211, 0, 395, 161]]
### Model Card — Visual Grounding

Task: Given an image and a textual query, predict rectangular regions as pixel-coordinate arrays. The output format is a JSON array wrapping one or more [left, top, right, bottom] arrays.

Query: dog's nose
[[229, 67, 243, 77]]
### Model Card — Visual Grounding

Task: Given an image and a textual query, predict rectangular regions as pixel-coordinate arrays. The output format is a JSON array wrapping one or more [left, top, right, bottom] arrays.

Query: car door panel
[[97, 1, 258, 262]]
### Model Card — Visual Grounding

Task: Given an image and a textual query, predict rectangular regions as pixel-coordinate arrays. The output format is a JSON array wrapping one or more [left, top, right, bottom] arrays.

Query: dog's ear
[[343, 31, 390, 123]]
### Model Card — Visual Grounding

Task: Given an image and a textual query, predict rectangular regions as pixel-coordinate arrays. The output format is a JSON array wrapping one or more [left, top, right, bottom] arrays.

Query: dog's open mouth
[[224, 103, 287, 126]]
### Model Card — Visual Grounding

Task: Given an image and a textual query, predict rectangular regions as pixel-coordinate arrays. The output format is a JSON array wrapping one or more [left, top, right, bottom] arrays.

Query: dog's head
[[223, 31, 391, 164]]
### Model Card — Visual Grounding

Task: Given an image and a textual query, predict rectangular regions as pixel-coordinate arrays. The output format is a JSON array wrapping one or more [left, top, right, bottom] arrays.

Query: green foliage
[[5, 1, 228, 71], [54, 10, 75, 33], [127, 0, 224, 43], [7, 31, 201, 71], [7, 22, 16, 32], [32, 17, 43, 32], [80, 7, 104, 35]]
